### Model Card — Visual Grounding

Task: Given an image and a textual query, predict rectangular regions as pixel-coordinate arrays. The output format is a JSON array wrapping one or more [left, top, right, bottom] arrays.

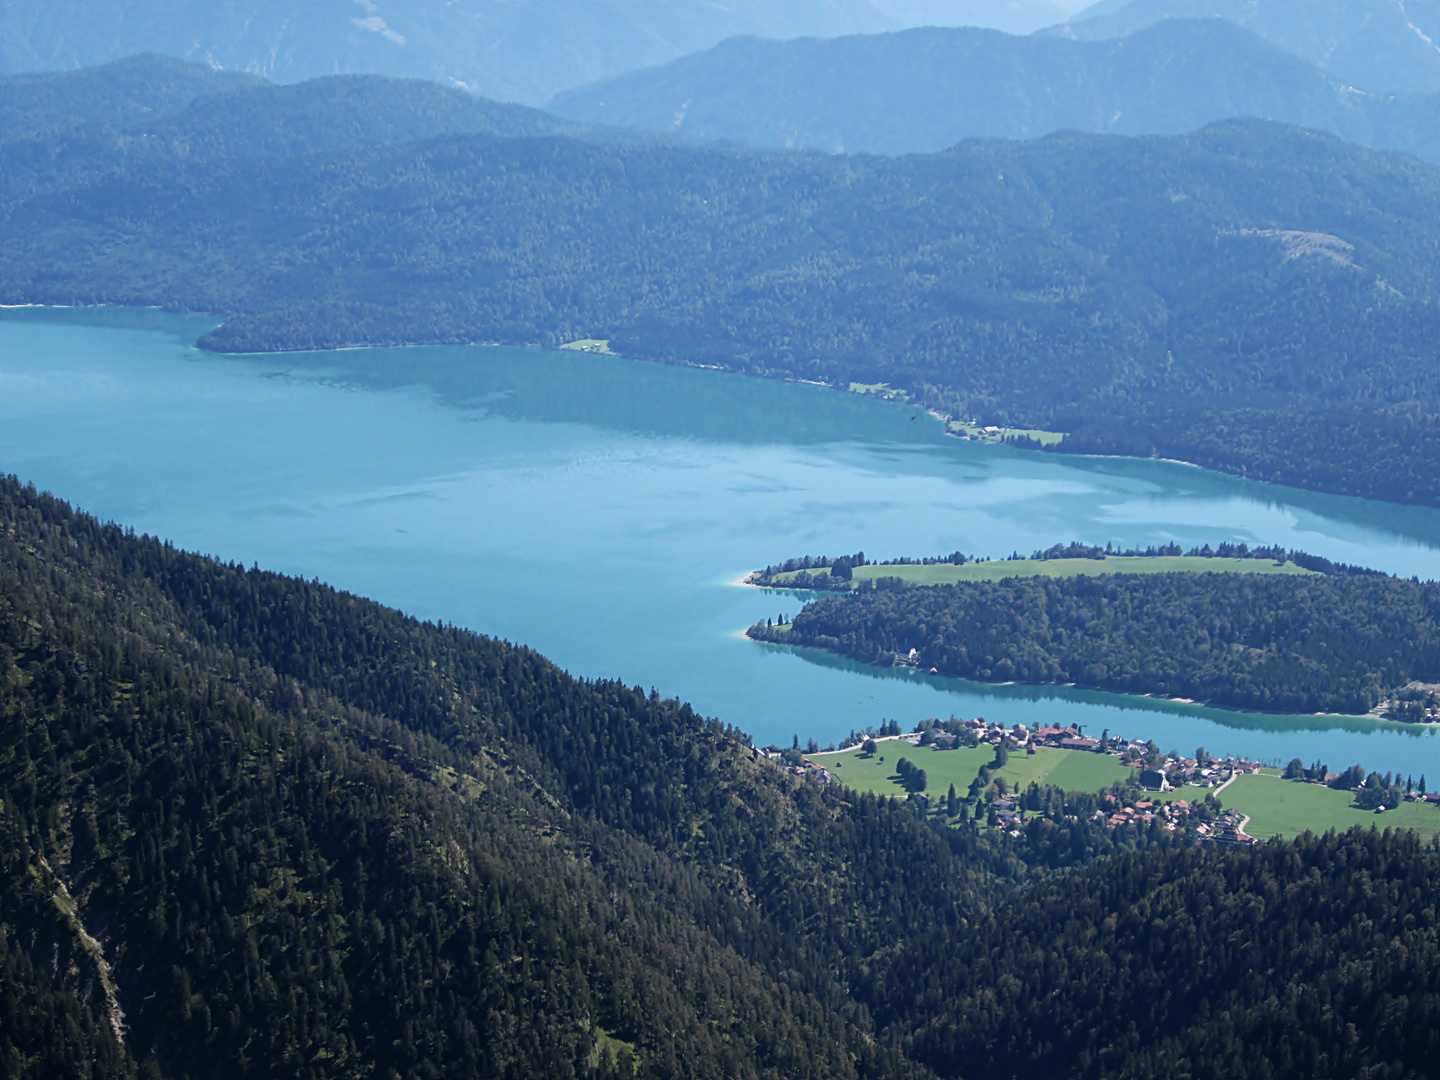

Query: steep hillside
[[546, 18, 1440, 159], [0, 473, 945, 1079], [6, 476, 1440, 1078], [1052, 0, 1440, 94]]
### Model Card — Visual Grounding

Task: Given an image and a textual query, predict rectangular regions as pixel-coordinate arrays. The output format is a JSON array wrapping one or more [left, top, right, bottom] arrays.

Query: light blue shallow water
[[5, 306, 1440, 777]]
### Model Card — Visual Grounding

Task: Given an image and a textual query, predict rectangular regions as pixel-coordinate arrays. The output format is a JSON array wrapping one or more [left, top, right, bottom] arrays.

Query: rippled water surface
[[6, 306, 1440, 776]]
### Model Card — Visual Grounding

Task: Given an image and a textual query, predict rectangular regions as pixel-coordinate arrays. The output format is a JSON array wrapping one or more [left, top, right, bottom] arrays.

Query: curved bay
[[3, 305, 1440, 777]]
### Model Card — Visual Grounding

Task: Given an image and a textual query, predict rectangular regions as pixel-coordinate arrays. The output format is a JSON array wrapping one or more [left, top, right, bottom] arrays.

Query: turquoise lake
[[6, 306, 1440, 778]]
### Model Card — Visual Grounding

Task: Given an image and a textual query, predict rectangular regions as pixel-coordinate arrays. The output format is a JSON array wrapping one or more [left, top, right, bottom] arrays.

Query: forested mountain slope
[[7, 63, 1440, 507], [0, 473, 946, 1079], [1051, 0, 1440, 94], [7, 476, 1440, 1077], [547, 18, 1440, 159], [750, 570, 1440, 713]]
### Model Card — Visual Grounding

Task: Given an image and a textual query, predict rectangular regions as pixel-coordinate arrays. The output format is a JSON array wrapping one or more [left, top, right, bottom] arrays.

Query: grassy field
[[1223, 771, 1440, 839], [559, 338, 615, 354], [817, 748, 1440, 840], [1019, 748, 1135, 791], [1148, 783, 1219, 805], [813, 742, 990, 798], [946, 420, 1065, 446], [848, 381, 912, 402], [812, 747, 1440, 839], [767, 555, 1317, 588], [812, 742, 1134, 800], [842, 385, 1064, 446]]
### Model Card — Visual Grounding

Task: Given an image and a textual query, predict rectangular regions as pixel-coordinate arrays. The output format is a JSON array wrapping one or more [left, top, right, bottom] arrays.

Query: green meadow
[[847, 381, 912, 401], [812, 742, 1134, 800], [1223, 771, 1440, 839], [946, 420, 1065, 446], [767, 554, 1316, 588], [812, 748, 1440, 840], [559, 338, 615, 354]]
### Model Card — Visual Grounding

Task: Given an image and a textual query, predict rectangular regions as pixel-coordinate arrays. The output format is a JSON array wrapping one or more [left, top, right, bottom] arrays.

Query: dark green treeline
[[4, 474, 1440, 1079], [751, 571, 1440, 713]]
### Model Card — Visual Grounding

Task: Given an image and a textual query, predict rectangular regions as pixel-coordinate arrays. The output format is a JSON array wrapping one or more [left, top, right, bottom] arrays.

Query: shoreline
[[9, 302, 1426, 531], [740, 631, 1431, 728]]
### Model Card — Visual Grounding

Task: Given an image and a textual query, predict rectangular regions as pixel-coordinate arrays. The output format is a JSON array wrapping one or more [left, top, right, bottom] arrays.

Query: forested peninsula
[[8, 474, 1440, 1078], [748, 567, 1440, 715], [10, 58, 1440, 507]]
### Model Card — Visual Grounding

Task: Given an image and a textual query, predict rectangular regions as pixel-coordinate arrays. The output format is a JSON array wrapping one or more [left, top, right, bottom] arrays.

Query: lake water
[[6, 306, 1440, 779]]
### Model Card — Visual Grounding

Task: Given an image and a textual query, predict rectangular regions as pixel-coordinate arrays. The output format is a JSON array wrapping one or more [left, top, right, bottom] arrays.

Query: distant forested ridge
[[7, 58, 1440, 507], [6, 473, 1440, 1076], [749, 570, 1440, 713], [547, 18, 1440, 161]]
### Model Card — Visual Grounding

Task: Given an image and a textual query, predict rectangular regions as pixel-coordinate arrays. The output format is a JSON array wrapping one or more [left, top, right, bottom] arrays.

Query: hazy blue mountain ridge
[[545, 18, 1440, 159], [875, 0, 1076, 33], [0, 0, 1076, 105], [1052, 0, 1440, 94], [0, 60, 680, 206]]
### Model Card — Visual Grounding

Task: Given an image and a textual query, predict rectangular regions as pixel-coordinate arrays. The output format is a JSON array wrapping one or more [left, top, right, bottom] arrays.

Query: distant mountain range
[[8, 57, 1440, 509], [546, 17, 1440, 160], [0, 55, 675, 209], [1051, 0, 1440, 95], [0, 0, 1081, 105], [0, 54, 599, 146]]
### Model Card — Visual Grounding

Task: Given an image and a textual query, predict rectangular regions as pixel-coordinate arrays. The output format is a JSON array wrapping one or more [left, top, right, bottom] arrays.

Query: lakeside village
[[758, 716, 1440, 844]]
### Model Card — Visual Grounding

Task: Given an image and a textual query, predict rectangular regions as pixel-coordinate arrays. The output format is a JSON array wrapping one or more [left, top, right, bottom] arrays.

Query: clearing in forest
[[764, 555, 1316, 588]]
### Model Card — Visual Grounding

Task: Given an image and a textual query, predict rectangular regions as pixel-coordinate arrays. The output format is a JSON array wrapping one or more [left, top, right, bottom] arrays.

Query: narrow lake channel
[[6, 306, 1440, 777]]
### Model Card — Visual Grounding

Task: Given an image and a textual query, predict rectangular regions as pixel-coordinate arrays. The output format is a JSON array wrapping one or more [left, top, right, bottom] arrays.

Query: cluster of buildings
[[1138, 753, 1262, 792], [1082, 796, 1253, 843], [1088, 795, 1194, 832], [772, 719, 1272, 836], [1201, 808, 1257, 844], [755, 745, 836, 783]]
